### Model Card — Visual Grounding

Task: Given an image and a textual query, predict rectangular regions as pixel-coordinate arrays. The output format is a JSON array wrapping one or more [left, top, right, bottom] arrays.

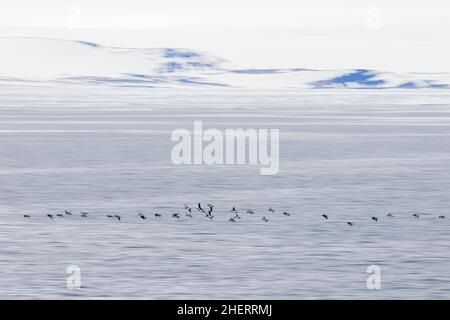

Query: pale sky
[[1, 0, 450, 71]]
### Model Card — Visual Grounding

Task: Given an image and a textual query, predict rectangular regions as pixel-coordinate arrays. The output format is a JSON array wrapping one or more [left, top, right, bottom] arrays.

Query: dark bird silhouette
[[47, 214, 54, 220], [172, 213, 180, 219], [387, 213, 394, 217], [268, 207, 275, 213], [154, 213, 162, 218], [138, 213, 147, 220], [322, 214, 328, 220], [187, 207, 192, 213], [246, 210, 255, 215], [80, 213, 88, 218], [372, 217, 378, 222], [197, 203, 204, 212], [23, 215, 30, 218], [81, 211, 89, 215], [229, 217, 236, 222], [346, 221, 354, 226], [439, 215, 446, 219], [64, 210, 72, 215], [231, 207, 238, 213], [56, 214, 63, 218], [114, 215, 121, 221], [261, 216, 269, 222], [413, 213, 420, 219], [282, 212, 290, 216], [106, 215, 114, 218]]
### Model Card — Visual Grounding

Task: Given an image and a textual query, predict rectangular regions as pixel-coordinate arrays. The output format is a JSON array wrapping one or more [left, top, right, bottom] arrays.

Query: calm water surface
[[0, 86, 450, 299]]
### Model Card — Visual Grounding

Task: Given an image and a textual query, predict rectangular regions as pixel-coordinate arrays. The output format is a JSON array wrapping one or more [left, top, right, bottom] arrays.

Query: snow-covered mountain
[[1, 37, 449, 89]]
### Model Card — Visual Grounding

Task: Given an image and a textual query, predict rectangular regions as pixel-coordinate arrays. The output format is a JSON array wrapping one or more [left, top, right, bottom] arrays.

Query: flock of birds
[[21, 202, 447, 225]]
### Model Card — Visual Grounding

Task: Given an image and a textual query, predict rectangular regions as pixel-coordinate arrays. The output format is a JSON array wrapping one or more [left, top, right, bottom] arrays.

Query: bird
[[246, 210, 255, 215], [197, 203, 205, 212], [231, 207, 238, 213], [268, 207, 275, 213], [47, 214, 54, 220], [106, 215, 114, 218], [154, 213, 162, 218], [114, 215, 121, 221], [346, 222, 354, 226], [282, 212, 290, 216], [138, 213, 147, 220], [372, 217, 378, 222], [413, 213, 420, 219], [81, 211, 89, 216], [261, 216, 269, 222], [322, 214, 328, 220], [56, 214, 63, 218], [187, 207, 192, 213], [64, 210, 72, 216], [205, 208, 214, 217], [439, 215, 446, 219], [387, 213, 394, 217], [229, 217, 236, 222], [80, 213, 88, 218], [172, 213, 180, 219], [23, 215, 30, 218]]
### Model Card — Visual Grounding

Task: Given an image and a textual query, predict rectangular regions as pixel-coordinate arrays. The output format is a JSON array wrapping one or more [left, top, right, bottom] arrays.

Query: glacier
[[1, 37, 449, 89]]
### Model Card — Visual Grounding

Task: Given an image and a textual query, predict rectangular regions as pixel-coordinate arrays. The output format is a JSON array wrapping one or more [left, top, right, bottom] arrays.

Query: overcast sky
[[1, 0, 449, 71]]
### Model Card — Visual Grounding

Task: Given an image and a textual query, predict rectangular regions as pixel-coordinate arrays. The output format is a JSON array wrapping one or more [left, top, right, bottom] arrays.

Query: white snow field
[[1, 37, 450, 89], [1, 38, 450, 299]]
